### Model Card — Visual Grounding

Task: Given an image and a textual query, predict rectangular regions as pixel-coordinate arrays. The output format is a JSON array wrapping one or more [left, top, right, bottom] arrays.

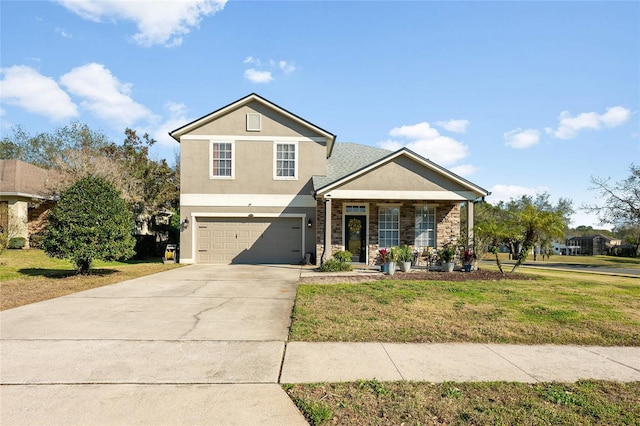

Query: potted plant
[[438, 244, 456, 272], [398, 244, 413, 272], [462, 249, 476, 272], [377, 248, 389, 273], [387, 246, 400, 275]]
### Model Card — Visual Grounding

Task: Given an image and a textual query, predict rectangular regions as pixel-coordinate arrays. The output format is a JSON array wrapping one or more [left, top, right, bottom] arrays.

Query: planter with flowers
[[462, 249, 476, 272], [438, 244, 456, 272], [376, 248, 389, 273], [398, 244, 413, 272]]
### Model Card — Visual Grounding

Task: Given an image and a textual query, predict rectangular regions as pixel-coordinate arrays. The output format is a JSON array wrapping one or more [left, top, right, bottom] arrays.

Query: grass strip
[[290, 271, 640, 346], [284, 380, 640, 425]]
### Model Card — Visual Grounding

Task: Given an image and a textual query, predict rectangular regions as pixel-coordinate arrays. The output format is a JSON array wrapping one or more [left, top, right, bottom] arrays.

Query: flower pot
[[380, 263, 388, 273], [399, 261, 411, 272], [442, 262, 454, 273], [386, 262, 396, 275], [464, 263, 472, 272]]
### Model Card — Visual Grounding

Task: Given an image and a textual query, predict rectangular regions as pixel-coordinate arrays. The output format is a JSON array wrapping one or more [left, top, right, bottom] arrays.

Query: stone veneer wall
[[315, 199, 461, 265]]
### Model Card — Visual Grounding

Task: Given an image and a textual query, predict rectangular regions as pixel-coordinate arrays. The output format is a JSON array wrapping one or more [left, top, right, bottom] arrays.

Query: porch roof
[[313, 143, 490, 201]]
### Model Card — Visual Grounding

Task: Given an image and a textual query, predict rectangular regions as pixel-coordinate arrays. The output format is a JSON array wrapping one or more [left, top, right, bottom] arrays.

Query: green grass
[[290, 270, 640, 346], [0, 249, 182, 310], [285, 380, 640, 425]]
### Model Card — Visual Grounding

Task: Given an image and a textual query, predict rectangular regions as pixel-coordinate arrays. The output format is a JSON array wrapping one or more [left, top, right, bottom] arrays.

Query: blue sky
[[1, 1, 638, 228]]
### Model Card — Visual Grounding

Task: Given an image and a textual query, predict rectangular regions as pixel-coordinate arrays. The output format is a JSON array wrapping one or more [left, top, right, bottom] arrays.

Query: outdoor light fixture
[[307, 218, 313, 228], [183, 218, 189, 226]]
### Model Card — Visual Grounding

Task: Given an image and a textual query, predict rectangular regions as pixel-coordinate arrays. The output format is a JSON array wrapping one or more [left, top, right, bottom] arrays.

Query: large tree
[[584, 164, 640, 229], [42, 176, 135, 274]]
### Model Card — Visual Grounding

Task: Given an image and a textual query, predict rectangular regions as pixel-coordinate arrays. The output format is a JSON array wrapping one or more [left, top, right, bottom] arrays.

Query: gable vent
[[246, 113, 261, 132]]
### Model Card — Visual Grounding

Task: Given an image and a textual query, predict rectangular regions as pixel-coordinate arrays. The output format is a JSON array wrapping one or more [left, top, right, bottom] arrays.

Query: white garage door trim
[[184, 213, 306, 264]]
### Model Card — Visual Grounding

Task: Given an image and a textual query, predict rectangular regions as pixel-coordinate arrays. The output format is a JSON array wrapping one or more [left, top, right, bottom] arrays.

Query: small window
[[274, 142, 297, 179], [346, 205, 366, 213], [210, 141, 234, 179], [378, 207, 399, 248], [246, 113, 261, 131]]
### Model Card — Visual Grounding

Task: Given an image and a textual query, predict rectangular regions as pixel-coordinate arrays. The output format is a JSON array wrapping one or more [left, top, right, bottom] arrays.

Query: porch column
[[467, 200, 474, 250], [324, 198, 332, 260]]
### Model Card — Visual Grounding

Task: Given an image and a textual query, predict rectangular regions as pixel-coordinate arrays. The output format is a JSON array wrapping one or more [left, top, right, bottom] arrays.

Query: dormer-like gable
[[170, 93, 336, 157]]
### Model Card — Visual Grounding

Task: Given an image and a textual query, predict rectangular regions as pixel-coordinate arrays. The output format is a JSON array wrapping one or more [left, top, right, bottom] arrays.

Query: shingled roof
[[0, 160, 55, 199], [312, 142, 392, 190]]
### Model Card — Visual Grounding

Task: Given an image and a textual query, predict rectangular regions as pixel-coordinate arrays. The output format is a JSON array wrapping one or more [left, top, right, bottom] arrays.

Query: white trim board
[[181, 194, 317, 208], [323, 190, 479, 201], [179, 135, 326, 143]]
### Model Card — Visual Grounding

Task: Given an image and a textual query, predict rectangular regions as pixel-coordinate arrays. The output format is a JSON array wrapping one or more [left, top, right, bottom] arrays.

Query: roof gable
[[314, 146, 490, 199], [169, 93, 336, 154]]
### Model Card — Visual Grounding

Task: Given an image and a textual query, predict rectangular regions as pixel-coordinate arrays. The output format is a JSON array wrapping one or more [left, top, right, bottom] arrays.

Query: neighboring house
[[551, 241, 581, 256], [566, 235, 622, 256], [0, 160, 57, 248], [170, 93, 490, 265]]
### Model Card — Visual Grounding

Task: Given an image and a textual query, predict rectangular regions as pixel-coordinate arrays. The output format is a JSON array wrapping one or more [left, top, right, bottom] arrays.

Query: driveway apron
[[1, 264, 308, 425]]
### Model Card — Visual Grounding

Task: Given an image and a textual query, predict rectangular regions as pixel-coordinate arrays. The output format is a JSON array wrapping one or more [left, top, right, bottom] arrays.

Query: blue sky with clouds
[[1, 1, 638, 228]]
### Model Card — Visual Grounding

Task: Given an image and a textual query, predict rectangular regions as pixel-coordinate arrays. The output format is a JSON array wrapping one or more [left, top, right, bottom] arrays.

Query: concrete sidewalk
[[280, 342, 640, 383]]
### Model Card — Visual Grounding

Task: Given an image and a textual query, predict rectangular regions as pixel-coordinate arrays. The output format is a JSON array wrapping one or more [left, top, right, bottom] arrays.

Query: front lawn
[[285, 380, 640, 425], [290, 269, 640, 346], [0, 249, 182, 310]]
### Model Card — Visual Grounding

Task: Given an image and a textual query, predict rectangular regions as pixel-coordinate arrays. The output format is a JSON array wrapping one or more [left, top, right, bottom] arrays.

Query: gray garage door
[[196, 218, 302, 264]]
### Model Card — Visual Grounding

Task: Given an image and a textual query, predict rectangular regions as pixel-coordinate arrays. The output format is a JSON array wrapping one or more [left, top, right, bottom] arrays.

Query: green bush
[[319, 250, 353, 272], [8, 237, 26, 249]]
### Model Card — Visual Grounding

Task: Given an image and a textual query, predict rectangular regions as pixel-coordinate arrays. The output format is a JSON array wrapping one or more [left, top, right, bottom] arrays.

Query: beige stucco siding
[[333, 157, 470, 193], [188, 102, 324, 139], [180, 138, 325, 194]]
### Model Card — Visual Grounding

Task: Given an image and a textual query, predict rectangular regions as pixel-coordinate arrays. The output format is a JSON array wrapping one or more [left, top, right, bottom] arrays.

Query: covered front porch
[[315, 197, 477, 266]]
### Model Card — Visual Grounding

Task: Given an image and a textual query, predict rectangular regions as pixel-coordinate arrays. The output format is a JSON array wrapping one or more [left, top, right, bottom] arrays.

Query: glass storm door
[[345, 215, 366, 263]]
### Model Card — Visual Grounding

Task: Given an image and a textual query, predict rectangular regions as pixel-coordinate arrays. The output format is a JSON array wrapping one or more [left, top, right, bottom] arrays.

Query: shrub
[[42, 176, 136, 274], [319, 250, 353, 272], [8, 237, 26, 249]]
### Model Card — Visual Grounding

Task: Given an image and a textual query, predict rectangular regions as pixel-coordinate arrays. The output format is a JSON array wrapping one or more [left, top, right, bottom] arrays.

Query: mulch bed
[[300, 269, 534, 284]]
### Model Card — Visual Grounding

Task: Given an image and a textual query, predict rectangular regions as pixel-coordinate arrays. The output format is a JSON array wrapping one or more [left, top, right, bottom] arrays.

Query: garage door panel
[[196, 218, 302, 264]]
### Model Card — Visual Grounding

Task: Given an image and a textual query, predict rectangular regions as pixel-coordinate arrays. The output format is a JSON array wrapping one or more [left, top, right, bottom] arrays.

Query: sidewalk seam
[[483, 344, 540, 383], [580, 347, 640, 373], [380, 343, 405, 381]]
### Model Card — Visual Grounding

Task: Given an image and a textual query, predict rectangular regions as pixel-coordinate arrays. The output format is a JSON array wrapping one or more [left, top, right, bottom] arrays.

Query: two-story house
[[170, 93, 490, 265]]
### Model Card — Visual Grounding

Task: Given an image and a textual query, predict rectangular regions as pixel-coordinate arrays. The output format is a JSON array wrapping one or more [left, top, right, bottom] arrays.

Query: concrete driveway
[[1, 264, 308, 425]]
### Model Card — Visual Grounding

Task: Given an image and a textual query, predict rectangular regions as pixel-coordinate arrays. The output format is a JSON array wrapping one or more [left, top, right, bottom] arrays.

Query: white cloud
[[0, 65, 78, 121], [243, 57, 296, 83], [279, 60, 296, 74], [244, 68, 273, 84], [504, 128, 540, 149], [55, 27, 73, 38], [450, 164, 477, 177], [57, 0, 227, 47], [545, 106, 631, 139], [378, 122, 469, 166], [487, 184, 549, 203], [435, 119, 469, 133], [150, 101, 189, 148], [60, 62, 153, 127]]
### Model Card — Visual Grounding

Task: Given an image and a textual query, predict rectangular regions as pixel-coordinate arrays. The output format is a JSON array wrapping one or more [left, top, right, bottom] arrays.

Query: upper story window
[[274, 142, 298, 180], [378, 206, 399, 248], [210, 141, 234, 179]]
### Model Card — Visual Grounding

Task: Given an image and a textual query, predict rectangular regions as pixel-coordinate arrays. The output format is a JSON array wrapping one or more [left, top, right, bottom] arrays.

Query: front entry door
[[345, 215, 366, 263]]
